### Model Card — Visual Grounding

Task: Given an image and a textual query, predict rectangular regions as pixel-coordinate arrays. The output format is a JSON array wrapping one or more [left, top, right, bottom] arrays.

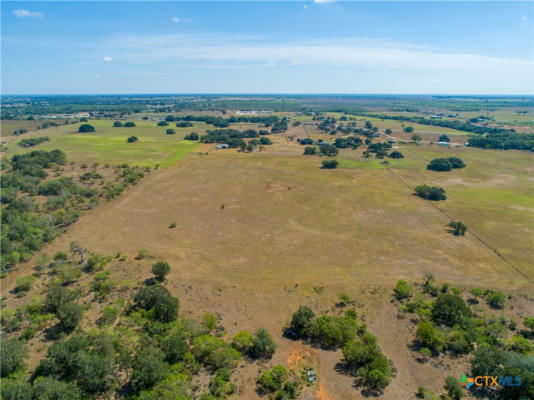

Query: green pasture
[[2, 119, 204, 167]]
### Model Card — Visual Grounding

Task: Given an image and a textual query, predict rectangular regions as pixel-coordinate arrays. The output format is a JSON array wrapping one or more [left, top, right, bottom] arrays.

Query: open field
[[3, 128, 533, 398], [2, 119, 204, 167], [1, 119, 45, 137]]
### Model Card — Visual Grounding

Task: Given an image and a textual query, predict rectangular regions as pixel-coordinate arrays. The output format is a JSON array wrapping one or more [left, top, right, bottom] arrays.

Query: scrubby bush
[[166, 128, 176, 135], [259, 137, 272, 145], [162, 329, 189, 364], [414, 185, 446, 201], [232, 330, 254, 353], [1, 338, 28, 377], [192, 335, 241, 370], [86, 253, 111, 272], [157, 121, 169, 126], [43, 283, 77, 313], [56, 264, 82, 284], [289, 306, 315, 338], [113, 121, 123, 127], [134, 285, 179, 322], [250, 328, 276, 359], [184, 132, 199, 140], [444, 376, 464, 400], [257, 365, 300, 398], [311, 315, 358, 347], [415, 321, 446, 354], [505, 335, 533, 354], [486, 291, 505, 309], [57, 302, 83, 332], [14, 275, 36, 295], [432, 293, 472, 326], [33, 377, 81, 400], [447, 220, 467, 236], [524, 317, 534, 335], [124, 121, 136, 128], [439, 134, 450, 142], [303, 146, 316, 155], [389, 151, 404, 159], [101, 305, 118, 324], [152, 261, 170, 281], [321, 159, 338, 169], [132, 346, 170, 390], [343, 333, 392, 391], [53, 251, 68, 261], [127, 136, 138, 143], [394, 280, 413, 300]]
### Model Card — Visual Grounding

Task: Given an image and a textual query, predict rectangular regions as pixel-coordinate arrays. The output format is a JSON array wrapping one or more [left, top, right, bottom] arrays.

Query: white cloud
[[110, 34, 531, 77], [94, 74, 100, 79], [13, 9, 43, 18], [521, 16, 528, 21], [313, 0, 336, 4], [103, 56, 113, 62], [171, 17, 180, 23]]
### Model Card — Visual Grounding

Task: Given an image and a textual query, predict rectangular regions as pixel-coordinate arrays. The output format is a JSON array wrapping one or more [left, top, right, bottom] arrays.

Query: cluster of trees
[[1, 152, 146, 270], [389, 151, 404, 159], [414, 185, 447, 201], [334, 136, 363, 149], [1, 252, 283, 400], [231, 328, 276, 359], [256, 365, 300, 399], [427, 157, 465, 171], [366, 142, 392, 159], [17, 137, 49, 148], [200, 129, 259, 148], [468, 132, 534, 152], [393, 274, 533, 398], [288, 305, 393, 392]]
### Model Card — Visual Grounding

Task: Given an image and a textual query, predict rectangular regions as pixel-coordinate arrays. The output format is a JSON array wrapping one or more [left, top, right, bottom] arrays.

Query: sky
[[1, 1, 533, 95]]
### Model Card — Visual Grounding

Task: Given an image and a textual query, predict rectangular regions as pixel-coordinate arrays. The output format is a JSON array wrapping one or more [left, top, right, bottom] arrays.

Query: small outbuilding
[[216, 144, 229, 150], [437, 141, 450, 146]]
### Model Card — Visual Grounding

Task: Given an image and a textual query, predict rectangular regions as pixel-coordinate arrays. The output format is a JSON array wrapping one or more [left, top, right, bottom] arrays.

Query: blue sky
[[2, 1, 533, 94]]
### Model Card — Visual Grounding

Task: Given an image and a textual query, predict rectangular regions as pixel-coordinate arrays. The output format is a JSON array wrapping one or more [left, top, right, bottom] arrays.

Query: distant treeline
[[360, 113, 511, 135], [468, 132, 534, 151], [170, 114, 288, 132]]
